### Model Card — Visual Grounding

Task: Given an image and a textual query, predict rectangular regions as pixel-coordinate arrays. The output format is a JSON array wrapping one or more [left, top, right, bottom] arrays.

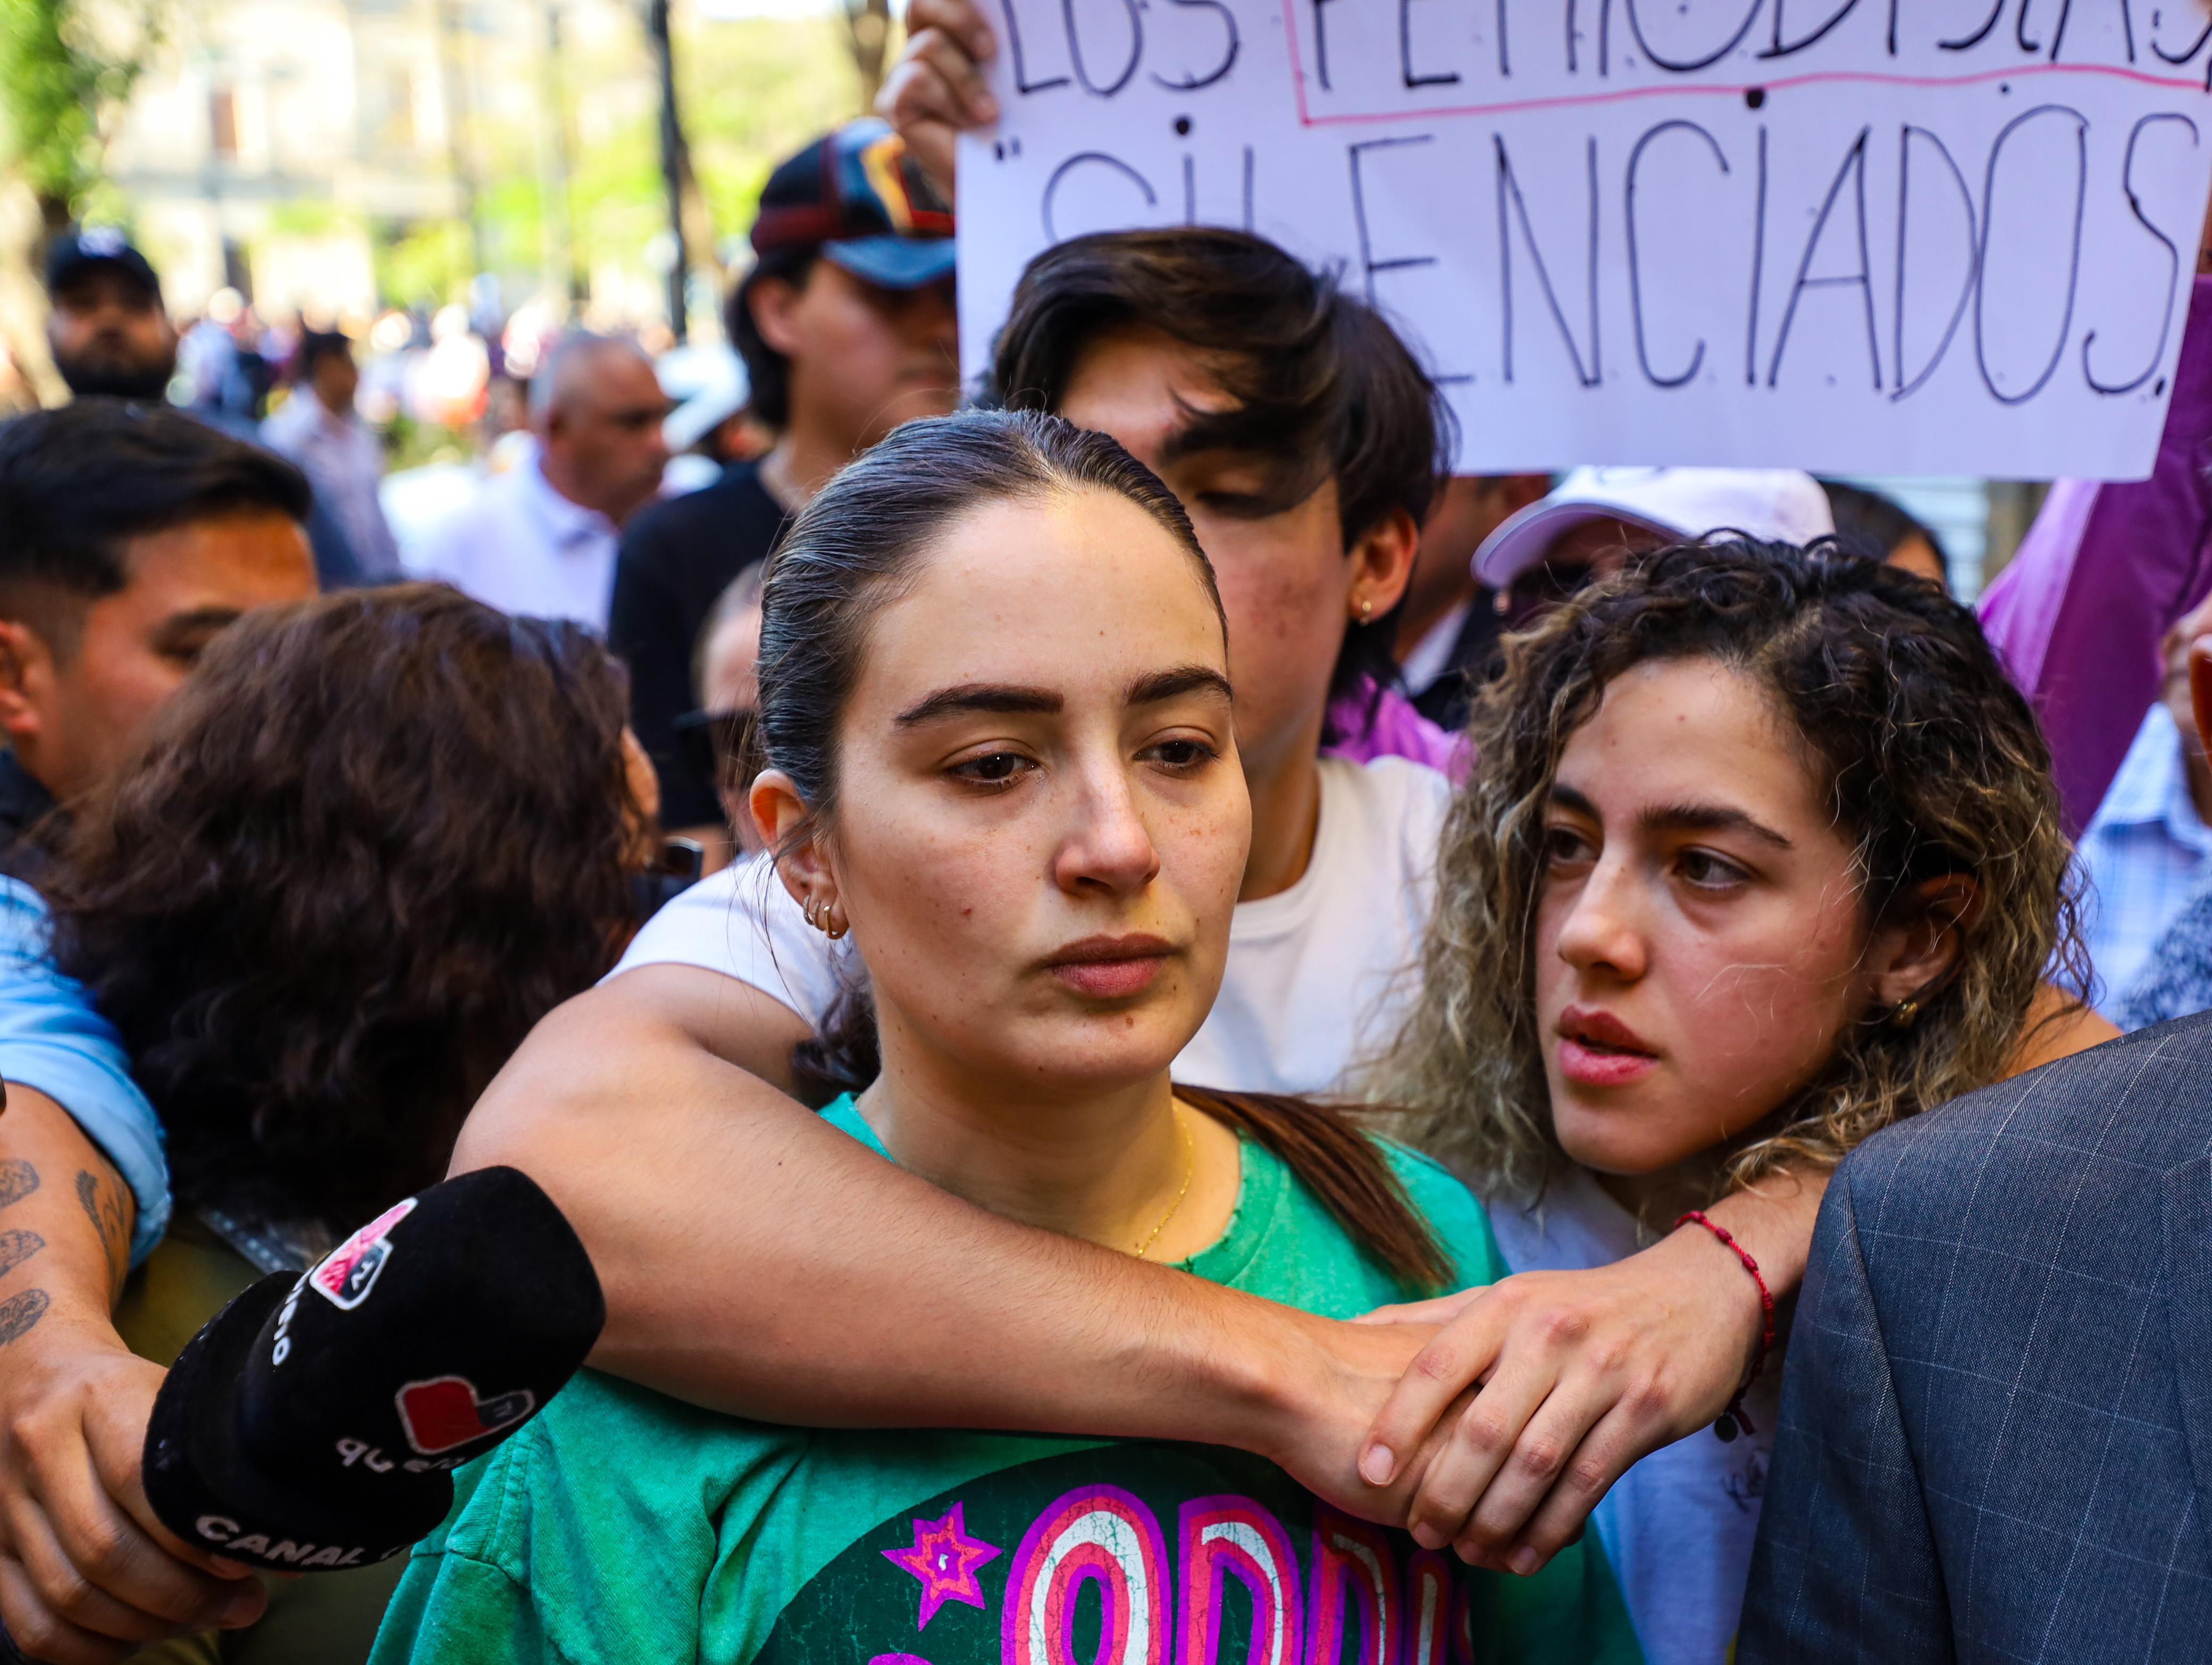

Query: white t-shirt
[[612, 754, 1452, 1095], [1486, 1168, 1780, 1665]]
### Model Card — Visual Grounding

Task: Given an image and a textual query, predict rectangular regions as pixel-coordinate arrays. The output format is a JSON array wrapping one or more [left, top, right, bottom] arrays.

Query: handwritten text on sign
[[956, 0, 2212, 479]]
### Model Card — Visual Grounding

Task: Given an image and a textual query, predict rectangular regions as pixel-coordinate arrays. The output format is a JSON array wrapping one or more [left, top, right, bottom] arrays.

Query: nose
[[1052, 751, 1161, 901], [1553, 851, 1648, 982]]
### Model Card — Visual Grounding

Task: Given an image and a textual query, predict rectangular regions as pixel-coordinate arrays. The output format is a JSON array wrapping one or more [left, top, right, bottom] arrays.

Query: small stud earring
[[1890, 998, 1921, 1028], [1359, 597, 1374, 623]]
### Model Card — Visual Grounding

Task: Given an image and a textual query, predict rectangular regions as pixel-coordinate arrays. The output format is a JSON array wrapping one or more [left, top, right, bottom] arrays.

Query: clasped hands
[[1273, 1225, 1767, 1574]]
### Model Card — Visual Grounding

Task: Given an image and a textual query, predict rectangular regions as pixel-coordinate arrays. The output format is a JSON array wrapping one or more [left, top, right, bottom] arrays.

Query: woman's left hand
[[1352, 1173, 1826, 1573]]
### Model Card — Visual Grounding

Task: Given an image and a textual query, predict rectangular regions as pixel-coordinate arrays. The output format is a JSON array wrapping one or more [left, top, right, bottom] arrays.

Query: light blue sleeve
[[0, 878, 169, 1262]]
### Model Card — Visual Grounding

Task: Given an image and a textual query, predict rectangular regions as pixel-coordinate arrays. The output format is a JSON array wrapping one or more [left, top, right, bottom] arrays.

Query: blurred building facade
[[105, 0, 659, 324]]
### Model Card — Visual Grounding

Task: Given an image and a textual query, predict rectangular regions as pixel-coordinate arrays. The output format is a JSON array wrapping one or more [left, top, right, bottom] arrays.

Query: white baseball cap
[[1473, 467, 1836, 588]]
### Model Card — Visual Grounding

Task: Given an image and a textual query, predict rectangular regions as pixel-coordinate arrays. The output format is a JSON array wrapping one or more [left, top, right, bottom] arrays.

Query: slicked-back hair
[[752, 408, 1449, 1291], [985, 228, 1452, 713], [0, 402, 312, 649], [1378, 539, 2083, 1212], [45, 584, 644, 1231]]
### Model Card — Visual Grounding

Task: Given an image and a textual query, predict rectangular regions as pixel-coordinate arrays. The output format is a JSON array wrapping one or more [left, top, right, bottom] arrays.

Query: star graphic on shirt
[[882, 1501, 1001, 1629]]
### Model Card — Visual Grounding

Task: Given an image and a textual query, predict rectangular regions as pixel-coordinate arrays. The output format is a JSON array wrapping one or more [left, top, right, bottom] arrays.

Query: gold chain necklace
[[1133, 1106, 1196, 1261]]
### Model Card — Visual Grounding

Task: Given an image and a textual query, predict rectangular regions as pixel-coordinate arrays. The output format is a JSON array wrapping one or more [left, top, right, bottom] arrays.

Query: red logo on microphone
[[395, 1375, 538, 1457]]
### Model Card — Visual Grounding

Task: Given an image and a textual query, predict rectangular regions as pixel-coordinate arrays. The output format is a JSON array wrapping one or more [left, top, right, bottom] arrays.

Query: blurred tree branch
[[0, 0, 164, 243], [841, 0, 890, 104], [0, 0, 163, 403]]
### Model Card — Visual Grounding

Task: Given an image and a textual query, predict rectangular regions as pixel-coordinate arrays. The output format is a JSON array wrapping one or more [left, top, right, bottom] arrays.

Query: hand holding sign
[[879, 0, 1004, 193], [948, 0, 2212, 478]]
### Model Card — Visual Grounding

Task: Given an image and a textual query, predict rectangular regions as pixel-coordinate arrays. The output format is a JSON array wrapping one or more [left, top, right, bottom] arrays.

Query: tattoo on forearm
[[0, 1288, 48, 1347], [0, 1159, 36, 1210], [76, 1170, 125, 1289], [0, 1229, 43, 1281]]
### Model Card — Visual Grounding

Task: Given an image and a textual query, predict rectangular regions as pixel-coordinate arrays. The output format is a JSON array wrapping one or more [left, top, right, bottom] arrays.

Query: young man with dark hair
[[611, 117, 959, 856], [0, 400, 317, 1662], [616, 223, 1444, 1096], [0, 401, 317, 856]]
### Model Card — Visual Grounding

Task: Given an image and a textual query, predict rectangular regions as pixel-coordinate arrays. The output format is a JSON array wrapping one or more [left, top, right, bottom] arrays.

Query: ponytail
[[1160, 1086, 1455, 1296]]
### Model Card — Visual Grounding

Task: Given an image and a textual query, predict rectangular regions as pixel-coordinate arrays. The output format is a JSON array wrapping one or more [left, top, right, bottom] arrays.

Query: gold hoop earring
[[822, 912, 849, 942], [1890, 998, 1921, 1028]]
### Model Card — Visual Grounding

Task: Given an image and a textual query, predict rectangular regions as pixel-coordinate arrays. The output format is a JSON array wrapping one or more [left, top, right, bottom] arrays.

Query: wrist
[[1655, 1220, 1766, 1368], [2, 1300, 138, 1385], [1183, 1300, 1337, 1465]]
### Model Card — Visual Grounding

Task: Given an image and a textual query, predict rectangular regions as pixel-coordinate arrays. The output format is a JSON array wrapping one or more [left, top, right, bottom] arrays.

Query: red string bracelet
[[1675, 1210, 1777, 1443]]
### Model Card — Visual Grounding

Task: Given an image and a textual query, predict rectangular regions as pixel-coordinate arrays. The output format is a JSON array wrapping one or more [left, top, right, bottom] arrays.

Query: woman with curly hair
[[1369, 538, 2100, 1665], [39, 582, 657, 1661]]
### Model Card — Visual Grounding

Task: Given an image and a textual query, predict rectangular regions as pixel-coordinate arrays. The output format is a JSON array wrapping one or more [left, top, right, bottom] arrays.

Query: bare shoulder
[[2002, 982, 2122, 1078]]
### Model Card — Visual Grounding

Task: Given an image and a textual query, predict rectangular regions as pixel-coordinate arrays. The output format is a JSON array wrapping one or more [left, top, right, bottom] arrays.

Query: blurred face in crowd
[[1057, 326, 1414, 783], [539, 345, 671, 525], [750, 260, 958, 455], [1402, 474, 1547, 627], [1531, 657, 1958, 1202], [753, 487, 1247, 1101], [699, 601, 765, 853], [1495, 516, 1672, 633], [309, 343, 361, 418], [47, 267, 177, 401], [0, 510, 317, 805]]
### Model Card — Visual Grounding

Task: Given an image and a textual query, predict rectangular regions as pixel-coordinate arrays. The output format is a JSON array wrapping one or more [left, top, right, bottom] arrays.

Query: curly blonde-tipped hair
[[1376, 539, 2084, 1207]]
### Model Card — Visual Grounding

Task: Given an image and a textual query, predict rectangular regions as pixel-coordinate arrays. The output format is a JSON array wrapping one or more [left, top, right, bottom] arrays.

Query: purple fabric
[[1979, 275, 2212, 837], [1322, 682, 1471, 781]]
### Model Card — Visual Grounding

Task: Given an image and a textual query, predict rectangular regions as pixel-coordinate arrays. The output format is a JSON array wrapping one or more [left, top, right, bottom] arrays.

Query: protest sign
[[956, 0, 2212, 478]]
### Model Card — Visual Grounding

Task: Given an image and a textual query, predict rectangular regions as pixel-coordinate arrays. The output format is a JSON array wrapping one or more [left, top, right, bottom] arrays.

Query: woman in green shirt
[[372, 410, 1640, 1665]]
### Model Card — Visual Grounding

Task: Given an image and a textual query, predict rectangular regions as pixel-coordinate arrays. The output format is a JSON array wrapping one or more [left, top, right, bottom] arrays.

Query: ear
[[748, 768, 835, 907], [1866, 873, 1980, 1011], [0, 620, 55, 751], [1346, 506, 1421, 621], [746, 274, 808, 360], [2191, 638, 2212, 758]]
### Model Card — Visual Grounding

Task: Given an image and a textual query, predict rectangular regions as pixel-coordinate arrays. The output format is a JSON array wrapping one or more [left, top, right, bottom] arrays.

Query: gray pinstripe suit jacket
[[1740, 1010, 2212, 1663]]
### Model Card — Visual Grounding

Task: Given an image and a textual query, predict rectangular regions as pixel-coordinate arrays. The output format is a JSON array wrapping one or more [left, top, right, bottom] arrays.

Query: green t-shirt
[[370, 1100, 1641, 1665]]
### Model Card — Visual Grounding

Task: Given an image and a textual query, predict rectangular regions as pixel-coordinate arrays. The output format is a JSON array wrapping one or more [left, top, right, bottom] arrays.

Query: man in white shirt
[[261, 330, 401, 583], [616, 227, 1449, 1097], [409, 333, 669, 629]]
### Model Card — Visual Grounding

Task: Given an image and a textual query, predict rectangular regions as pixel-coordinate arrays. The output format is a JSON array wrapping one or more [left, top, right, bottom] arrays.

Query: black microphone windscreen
[[144, 1166, 605, 1572]]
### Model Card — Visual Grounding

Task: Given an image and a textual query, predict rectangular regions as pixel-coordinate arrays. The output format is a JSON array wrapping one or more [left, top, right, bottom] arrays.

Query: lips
[[1044, 934, 1175, 1001], [1555, 1005, 1660, 1088]]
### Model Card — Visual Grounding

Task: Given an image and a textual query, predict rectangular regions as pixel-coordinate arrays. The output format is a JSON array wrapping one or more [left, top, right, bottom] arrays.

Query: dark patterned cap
[[750, 118, 955, 290]]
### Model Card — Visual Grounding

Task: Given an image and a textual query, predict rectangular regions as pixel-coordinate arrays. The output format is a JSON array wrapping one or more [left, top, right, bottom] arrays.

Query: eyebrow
[[1128, 665, 1233, 707], [149, 607, 245, 653], [894, 684, 1062, 726], [893, 665, 1233, 728], [1549, 784, 1795, 851]]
